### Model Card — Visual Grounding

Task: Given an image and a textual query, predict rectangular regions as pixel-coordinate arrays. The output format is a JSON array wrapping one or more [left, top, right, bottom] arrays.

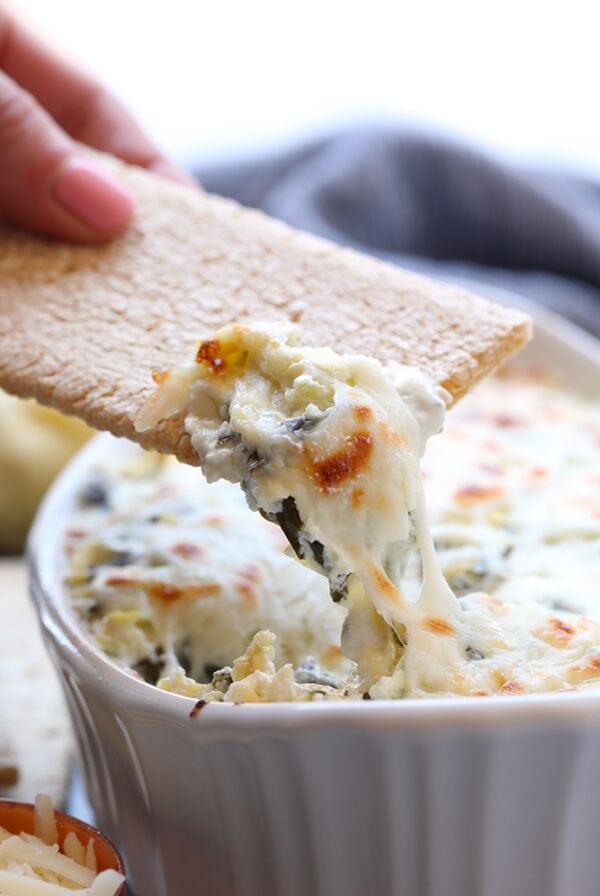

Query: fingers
[[53, 84, 197, 187], [0, 69, 135, 242], [0, 7, 198, 242], [0, 11, 196, 186]]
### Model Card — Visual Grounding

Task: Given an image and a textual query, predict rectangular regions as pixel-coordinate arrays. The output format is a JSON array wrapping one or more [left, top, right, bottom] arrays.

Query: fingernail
[[53, 157, 135, 232]]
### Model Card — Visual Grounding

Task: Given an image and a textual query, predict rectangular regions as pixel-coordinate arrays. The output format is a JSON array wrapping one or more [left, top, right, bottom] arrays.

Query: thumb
[[0, 71, 135, 242]]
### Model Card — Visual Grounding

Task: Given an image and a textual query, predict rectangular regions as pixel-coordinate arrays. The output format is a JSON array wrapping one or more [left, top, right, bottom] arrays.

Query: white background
[[7, 0, 600, 174]]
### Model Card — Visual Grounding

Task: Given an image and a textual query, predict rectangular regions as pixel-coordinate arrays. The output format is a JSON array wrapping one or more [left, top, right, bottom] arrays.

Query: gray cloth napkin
[[197, 126, 600, 337]]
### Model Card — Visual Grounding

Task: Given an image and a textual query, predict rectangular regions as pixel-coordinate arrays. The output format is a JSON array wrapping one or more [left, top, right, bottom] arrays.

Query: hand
[[0, 8, 196, 242]]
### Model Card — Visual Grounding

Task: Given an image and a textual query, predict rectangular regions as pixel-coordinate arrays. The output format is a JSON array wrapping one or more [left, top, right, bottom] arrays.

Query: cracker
[[0, 154, 531, 462]]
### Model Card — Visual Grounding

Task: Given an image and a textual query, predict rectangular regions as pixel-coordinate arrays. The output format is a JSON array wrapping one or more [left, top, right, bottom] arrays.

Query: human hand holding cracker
[[0, 6, 194, 243], [0, 8, 531, 460]]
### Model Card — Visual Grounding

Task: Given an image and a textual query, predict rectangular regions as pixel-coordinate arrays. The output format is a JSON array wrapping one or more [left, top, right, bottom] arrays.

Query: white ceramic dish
[[29, 299, 600, 896]]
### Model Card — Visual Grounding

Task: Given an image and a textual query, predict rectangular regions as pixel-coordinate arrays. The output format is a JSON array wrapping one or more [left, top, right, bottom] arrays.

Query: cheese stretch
[[66, 324, 600, 701], [136, 322, 466, 691]]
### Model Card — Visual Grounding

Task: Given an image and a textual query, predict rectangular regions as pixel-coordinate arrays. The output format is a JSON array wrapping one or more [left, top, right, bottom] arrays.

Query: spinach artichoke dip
[[66, 323, 600, 702]]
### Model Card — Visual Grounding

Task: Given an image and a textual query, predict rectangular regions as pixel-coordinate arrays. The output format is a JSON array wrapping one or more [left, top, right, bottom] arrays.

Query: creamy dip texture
[[65, 326, 600, 702]]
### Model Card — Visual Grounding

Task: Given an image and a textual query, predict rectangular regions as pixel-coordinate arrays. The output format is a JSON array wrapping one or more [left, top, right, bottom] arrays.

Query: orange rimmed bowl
[[0, 799, 125, 894]]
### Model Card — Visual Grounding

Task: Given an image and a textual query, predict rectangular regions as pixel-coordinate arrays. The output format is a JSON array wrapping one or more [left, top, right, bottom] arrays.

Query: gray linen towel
[[197, 126, 600, 337]]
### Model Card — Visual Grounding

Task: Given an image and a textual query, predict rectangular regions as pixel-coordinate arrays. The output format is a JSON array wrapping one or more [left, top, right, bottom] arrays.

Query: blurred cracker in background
[[0, 391, 91, 555]]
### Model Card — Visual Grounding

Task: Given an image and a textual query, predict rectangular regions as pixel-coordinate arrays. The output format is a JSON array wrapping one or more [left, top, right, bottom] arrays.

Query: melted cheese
[[137, 322, 463, 692], [66, 330, 600, 702], [65, 450, 352, 699]]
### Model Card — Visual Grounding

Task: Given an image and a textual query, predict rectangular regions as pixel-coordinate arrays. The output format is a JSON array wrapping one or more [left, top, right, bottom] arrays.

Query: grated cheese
[[66, 328, 600, 702], [0, 795, 124, 895]]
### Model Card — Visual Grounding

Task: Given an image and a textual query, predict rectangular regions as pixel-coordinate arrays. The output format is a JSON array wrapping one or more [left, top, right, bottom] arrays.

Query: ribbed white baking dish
[[28, 299, 600, 896]]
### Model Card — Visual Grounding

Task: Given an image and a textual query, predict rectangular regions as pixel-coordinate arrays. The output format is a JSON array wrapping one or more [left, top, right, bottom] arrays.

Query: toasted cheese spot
[[500, 679, 523, 694], [552, 617, 576, 638], [150, 582, 182, 603], [171, 541, 204, 560], [186, 584, 221, 600], [353, 404, 373, 421], [529, 466, 548, 479], [149, 582, 221, 603], [235, 581, 258, 608], [151, 369, 170, 385], [454, 483, 504, 505], [493, 414, 523, 428], [533, 617, 576, 648], [390, 430, 406, 448], [370, 565, 399, 598], [492, 670, 511, 691], [196, 339, 227, 374], [240, 563, 262, 582], [352, 487, 366, 507], [377, 420, 406, 447], [65, 528, 87, 540], [568, 654, 600, 684], [308, 431, 373, 492], [105, 575, 134, 587], [423, 616, 456, 636]]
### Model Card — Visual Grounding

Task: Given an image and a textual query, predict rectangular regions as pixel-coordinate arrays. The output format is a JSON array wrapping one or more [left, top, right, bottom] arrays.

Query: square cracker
[[0, 154, 531, 462]]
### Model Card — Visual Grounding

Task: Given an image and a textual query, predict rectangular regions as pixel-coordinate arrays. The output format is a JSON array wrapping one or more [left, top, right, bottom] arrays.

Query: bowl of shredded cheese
[[0, 794, 124, 895]]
